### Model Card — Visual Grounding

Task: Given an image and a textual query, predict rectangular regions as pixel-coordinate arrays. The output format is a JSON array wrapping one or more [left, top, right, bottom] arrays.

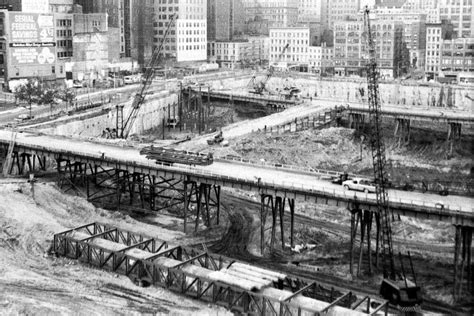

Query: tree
[[14, 79, 40, 118], [58, 88, 77, 112], [39, 88, 59, 116]]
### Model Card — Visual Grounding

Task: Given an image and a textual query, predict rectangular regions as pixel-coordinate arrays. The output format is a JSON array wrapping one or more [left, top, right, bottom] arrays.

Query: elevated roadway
[[347, 104, 474, 125], [0, 130, 472, 226]]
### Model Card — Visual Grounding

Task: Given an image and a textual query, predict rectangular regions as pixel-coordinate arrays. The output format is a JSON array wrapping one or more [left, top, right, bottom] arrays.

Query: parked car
[[342, 178, 376, 193], [15, 113, 34, 122], [331, 172, 350, 185], [124, 76, 135, 84]]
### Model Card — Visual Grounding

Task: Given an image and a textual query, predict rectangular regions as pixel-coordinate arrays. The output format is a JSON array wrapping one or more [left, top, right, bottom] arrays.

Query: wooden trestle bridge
[[0, 129, 473, 302]]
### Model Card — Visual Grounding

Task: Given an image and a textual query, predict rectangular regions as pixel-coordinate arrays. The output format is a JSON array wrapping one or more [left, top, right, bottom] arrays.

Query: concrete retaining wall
[[267, 76, 474, 112], [39, 91, 178, 137]]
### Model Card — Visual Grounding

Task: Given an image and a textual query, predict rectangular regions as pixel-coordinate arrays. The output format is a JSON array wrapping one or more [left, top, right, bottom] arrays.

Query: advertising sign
[[21, 0, 49, 14], [8, 13, 56, 65]]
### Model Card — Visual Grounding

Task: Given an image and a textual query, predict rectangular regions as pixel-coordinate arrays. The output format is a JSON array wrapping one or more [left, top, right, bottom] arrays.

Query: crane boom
[[364, 7, 422, 310], [363, 7, 395, 279], [120, 14, 177, 139], [248, 43, 289, 94]]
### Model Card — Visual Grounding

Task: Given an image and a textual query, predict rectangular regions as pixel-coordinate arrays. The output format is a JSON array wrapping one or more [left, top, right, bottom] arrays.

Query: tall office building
[[327, 0, 361, 30], [207, 0, 244, 41], [154, 0, 207, 62], [298, 0, 322, 23], [244, 0, 298, 35]]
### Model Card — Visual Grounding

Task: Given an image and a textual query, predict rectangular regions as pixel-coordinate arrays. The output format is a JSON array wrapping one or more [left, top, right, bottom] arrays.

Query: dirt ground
[[0, 179, 230, 315], [224, 124, 473, 194], [210, 190, 472, 312], [1, 100, 472, 313]]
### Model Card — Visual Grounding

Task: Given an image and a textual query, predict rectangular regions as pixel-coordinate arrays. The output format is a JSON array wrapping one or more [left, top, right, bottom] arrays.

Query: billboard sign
[[8, 13, 56, 65]]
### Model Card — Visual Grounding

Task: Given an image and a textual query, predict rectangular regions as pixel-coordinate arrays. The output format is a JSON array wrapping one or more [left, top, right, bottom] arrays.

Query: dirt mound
[[0, 180, 229, 315]]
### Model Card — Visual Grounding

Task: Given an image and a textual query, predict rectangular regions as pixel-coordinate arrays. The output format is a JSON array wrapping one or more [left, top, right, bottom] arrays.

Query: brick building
[[333, 19, 408, 79]]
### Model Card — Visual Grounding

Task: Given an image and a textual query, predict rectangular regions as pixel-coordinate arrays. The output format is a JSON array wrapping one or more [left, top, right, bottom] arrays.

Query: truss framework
[[53, 222, 388, 315]]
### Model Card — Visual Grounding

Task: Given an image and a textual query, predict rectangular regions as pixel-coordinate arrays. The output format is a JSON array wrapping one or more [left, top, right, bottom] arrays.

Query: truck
[[342, 177, 376, 193]]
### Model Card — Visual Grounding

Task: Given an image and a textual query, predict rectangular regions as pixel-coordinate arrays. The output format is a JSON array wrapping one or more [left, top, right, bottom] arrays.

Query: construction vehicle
[[115, 14, 177, 139], [207, 130, 224, 145], [363, 7, 422, 311], [248, 43, 289, 95]]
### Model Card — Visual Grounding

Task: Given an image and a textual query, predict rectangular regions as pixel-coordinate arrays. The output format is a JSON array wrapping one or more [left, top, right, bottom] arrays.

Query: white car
[[342, 178, 376, 194]]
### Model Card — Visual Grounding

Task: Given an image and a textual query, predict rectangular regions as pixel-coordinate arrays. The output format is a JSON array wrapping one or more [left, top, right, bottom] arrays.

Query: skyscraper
[[207, 0, 244, 41], [154, 0, 207, 62]]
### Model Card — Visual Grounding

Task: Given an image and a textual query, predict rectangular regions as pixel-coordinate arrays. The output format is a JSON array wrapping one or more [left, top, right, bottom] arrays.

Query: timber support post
[[260, 194, 295, 254], [394, 118, 411, 146], [453, 225, 473, 300], [447, 122, 462, 156]]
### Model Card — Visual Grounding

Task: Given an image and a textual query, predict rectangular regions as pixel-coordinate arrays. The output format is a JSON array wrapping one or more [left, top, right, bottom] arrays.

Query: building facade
[[49, 0, 75, 13], [424, 20, 453, 79], [74, 0, 128, 58], [327, 0, 361, 30], [244, 0, 298, 36], [207, 37, 268, 68], [371, 8, 427, 68], [308, 42, 333, 74], [438, 0, 474, 38], [154, 0, 207, 63], [55, 13, 73, 61], [70, 13, 109, 82], [333, 20, 408, 78], [440, 37, 474, 79], [207, 0, 244, 41], [269, 27, 309, 69], [297, 0, 321, 23]]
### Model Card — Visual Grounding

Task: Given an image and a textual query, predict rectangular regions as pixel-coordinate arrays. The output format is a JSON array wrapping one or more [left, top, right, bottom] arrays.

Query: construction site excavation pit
[[2, 71, 474, 314]]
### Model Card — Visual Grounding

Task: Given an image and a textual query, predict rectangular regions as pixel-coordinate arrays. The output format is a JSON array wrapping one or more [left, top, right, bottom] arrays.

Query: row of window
[[57, 29, 72, 37], [271, 39, 308, 45], [270, 32, 308, 38], [156, 0, 179, 4], [57, 19, 72, 27], [442, 58, 473, 64], [57, 40, 72, 48], [58, 51, 73, 58]]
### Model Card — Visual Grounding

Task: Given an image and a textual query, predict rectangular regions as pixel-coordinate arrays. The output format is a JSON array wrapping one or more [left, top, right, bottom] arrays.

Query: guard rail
[[4, 139, 471, 216]]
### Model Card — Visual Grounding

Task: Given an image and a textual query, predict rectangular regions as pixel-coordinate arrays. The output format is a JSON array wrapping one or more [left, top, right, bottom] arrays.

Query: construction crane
[[363, 7, 422, 311], [117, 14, 177, 139], [2, 125, 17, 177], [248, 43, 289, 95]]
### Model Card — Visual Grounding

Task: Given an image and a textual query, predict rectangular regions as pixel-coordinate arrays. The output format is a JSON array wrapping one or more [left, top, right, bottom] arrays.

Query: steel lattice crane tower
[[363, 7, 422, 311], [118, 14, 177, 139]]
